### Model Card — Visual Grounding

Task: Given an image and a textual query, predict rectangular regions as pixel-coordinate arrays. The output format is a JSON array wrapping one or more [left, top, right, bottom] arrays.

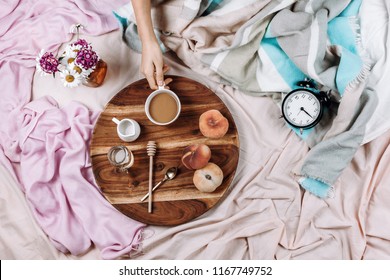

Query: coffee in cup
[[145, 86, 181, 125]]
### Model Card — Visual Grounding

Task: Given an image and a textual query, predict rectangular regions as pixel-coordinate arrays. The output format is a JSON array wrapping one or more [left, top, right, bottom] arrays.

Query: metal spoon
[[140, 166, 178, 202]]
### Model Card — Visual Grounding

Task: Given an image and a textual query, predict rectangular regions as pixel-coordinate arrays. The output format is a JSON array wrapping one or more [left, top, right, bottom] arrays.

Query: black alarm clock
[[281, 80, 330, 134]]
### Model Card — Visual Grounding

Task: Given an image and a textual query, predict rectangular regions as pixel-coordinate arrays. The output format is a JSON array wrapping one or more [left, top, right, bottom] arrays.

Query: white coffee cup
[[112, 117, 141, 142], [145, 86, 181, 125]]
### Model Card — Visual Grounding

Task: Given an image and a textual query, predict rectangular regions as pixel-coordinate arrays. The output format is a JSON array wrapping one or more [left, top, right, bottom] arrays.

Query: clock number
[[308, 97, 312, 101]]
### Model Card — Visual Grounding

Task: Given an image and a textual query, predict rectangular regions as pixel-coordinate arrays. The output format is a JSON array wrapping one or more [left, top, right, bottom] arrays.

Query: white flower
[[65, 44, 82, 56], [60, 68, 82, 88], [68, 62, 93, 78], [59, 45, 81, 67]]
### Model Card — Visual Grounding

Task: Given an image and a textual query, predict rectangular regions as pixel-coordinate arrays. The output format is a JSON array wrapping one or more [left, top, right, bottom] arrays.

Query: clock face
[[282, 89, 322, 129]]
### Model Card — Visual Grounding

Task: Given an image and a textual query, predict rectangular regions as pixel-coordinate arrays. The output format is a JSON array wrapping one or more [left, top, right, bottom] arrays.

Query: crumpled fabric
[[0, 0, 145, 259], [19, 96, 145, 259]]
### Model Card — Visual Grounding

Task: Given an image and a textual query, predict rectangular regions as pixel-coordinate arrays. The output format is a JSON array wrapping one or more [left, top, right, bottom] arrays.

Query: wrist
[[138, 27, 158, 43], [140, 35, 159, 50]]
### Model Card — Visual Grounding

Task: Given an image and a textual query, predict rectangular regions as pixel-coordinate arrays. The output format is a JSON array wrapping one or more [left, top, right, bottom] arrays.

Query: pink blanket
[[0, 0, 145, 259]]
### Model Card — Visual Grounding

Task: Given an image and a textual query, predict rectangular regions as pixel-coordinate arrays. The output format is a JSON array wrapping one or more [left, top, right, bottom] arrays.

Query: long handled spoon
[[140, 166, 178, 202]]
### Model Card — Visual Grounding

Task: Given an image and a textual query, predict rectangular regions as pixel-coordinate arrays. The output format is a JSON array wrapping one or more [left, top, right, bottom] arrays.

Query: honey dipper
[[146, 141, 157, 213]]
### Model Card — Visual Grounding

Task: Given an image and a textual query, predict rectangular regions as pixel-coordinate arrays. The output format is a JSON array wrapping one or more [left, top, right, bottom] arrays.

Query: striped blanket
[[116, 0, 378, 198]]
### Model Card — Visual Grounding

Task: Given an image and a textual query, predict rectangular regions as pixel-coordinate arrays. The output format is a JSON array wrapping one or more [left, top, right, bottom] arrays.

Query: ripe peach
[[193, 162, 224, 193], [181, 144, 211, 170], [199, 109, 229, 139]]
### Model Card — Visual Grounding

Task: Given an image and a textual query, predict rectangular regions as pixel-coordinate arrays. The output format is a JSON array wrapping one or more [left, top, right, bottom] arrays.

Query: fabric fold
[[0, 0, 145, 259], [19, 97, 145, 259]]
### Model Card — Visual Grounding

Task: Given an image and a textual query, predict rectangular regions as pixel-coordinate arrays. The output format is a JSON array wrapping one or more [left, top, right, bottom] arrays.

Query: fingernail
[[157, 80, 164, 86]]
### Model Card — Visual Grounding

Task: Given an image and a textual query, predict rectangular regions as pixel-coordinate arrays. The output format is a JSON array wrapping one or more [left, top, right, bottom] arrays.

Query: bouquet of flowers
[[36, 25, 103, 88]]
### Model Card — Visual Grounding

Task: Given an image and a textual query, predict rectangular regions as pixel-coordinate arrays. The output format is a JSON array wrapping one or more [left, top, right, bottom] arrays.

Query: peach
[[199, 109, 229, 139], [181, 144, 211, 170], [193, 162, 224, 192]]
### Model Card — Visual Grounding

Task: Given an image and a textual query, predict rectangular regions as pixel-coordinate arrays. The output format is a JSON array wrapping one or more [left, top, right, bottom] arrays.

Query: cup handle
[[112, 117, 120, 125], [158, 83, 165, 90]]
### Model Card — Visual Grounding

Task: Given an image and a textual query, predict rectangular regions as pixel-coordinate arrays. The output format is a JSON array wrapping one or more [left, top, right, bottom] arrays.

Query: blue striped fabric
[[261, 36, 307, 92], [259, 0, 365, 198], [260, 0, 363, 140], [202, 0, 225, 16], [300, 177, 331, 198], [261, 0, 363, 97]]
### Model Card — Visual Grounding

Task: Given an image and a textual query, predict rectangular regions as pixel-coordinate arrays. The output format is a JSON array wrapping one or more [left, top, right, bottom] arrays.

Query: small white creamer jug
[[112, 117, 141, 142]]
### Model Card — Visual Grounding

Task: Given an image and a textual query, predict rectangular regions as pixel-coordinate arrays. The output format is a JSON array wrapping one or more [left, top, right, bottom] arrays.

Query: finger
[[164, 77, 173, 86], [162, 64, 170, 74], [145, 73, 157, 90], [155, 63, 164, 87], [141, 65, 158, 90], [143, 60, 157, 85]]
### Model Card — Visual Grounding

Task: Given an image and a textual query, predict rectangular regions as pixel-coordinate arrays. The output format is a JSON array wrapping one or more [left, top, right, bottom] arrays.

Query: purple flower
[[75, 48, 99, 70], [38, 52, 59, 74], [72, 39, 90, 49]]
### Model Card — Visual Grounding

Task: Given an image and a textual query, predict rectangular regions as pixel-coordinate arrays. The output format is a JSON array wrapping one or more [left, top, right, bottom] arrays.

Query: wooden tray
[[90, 76, 239, 226]]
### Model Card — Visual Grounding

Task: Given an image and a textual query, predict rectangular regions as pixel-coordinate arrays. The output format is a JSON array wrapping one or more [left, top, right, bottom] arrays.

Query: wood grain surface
[[90, 76, 240, 226]]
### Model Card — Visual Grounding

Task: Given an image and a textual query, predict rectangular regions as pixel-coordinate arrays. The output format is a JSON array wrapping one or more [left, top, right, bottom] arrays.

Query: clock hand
[[300, 107, 313, 118]]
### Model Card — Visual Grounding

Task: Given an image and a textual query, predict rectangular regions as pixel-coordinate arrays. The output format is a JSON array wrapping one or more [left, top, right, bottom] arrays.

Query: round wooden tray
[[90, 76, 239, 226]]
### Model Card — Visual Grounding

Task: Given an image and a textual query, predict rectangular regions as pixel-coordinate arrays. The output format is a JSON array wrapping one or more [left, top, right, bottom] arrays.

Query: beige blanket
[[1, 16, 390, 259]]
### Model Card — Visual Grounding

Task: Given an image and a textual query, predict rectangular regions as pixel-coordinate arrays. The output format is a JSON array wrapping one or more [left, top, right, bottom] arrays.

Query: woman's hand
[[131, 0, 172, 90], [141, 39, 172, 90]]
